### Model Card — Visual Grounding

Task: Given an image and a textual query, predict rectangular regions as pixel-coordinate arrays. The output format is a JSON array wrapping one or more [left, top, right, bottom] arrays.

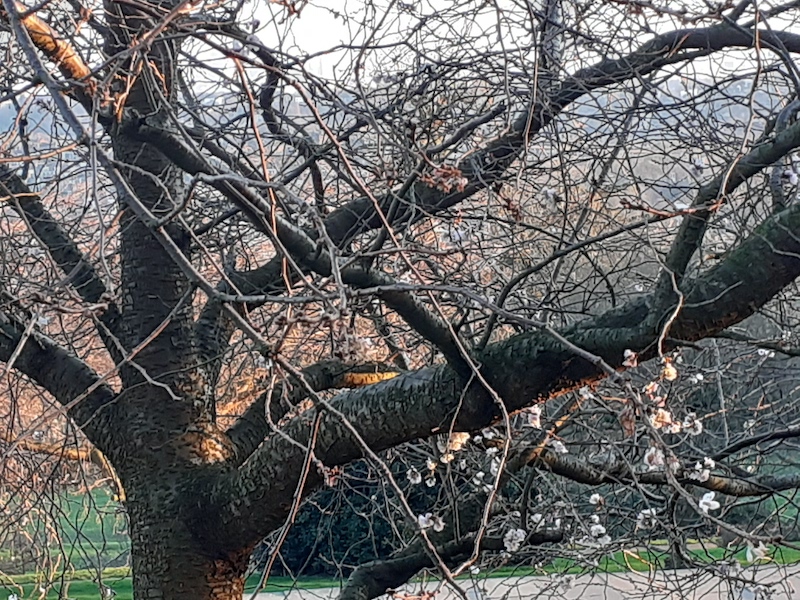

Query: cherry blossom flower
[[699, 491, 720, 514], [636, 508, 656, 529], [661, 360, 678, 381], [503, 528, 527, 552], [650, 408, 674, 430], [687, 462, 710, 482], [637, 508, 657, 529], [589, 493, 604, 506], [549, 439, 568, 454], [746, 541, 768, 563], [407, 467, 422, 485], [644, 446, 665, 470], [623, 349, 638, 367], [432, 515, 445, 532], [418, 513, 434, 529], [683, 413, 703, 436], [590, 523, 607, 538], [521, 405, 542, 429]]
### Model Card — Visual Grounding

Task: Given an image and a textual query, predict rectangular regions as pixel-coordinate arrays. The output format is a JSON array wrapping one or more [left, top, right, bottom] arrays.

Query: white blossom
[[521, 405, 542, 428], [746, 541, 768, 563], [683, 413, 704, 436], [590, 523, 607, 538], [650, 408, 674, 430], [687, 461, 710, 482], [623, 349, 638, 367], [425, 476, 436, 488], [699, 491, 721, 514], [578, 386, 596, 401], [589, 493, 603, 506], [426, 458, 437, 471], [529, 513, 543, 526], [637, 508, 657, 529], [407, 467, 422, 485], [440, 452, 455, 464], [469, 565, 481, 575], [503, 528, 527, 552], [548, 439, 568, 454], [644, 446, 665, 470], [448, 432, 471, 451], [432, 515, 445, 532]]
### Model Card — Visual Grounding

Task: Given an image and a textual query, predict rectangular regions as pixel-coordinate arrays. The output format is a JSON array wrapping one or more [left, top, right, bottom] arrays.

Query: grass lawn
[[4, 545, 800, 600]]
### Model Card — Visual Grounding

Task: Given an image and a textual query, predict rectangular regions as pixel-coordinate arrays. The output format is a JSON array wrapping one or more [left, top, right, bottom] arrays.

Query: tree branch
[[200, 195, 800, 549], [535, 447, 800, 498], [194, 24, 800, 387], [226, 359, 399, 465], [651, 98, 800, 316], [0, 309, 117, 455], [0, 165, 126, 366], [337, 530, 563, 600]]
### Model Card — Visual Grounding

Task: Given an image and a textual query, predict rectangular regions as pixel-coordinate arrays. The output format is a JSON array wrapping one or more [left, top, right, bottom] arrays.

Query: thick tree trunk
[[127, 499, 250, 600]]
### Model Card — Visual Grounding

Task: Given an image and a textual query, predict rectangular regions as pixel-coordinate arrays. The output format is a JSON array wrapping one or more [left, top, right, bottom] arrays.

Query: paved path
[[254, 565, 800, 600]]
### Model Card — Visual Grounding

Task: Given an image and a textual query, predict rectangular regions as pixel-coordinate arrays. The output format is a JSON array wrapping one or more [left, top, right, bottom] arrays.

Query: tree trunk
[[128, 500, 250, 600]]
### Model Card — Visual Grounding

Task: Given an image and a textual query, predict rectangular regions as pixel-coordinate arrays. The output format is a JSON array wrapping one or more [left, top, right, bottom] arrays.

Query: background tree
[[3, 0, 800, 599]]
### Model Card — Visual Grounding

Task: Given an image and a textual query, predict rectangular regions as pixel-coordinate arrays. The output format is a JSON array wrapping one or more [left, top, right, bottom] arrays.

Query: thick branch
[[337, 530, 562, 600], [535, 448, 800, 498], [0, 165, 125, 365], [226, 359, 399, 464], [0, 0, 95, 110], [195, 24, 800, 383], [652, 100, 800, 312], [0, 310, 117, 455], [201, 196, 800, 549]]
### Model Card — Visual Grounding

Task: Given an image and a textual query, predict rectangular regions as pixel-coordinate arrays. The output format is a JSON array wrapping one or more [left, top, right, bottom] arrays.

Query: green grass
[[5, 545, 800, 600], [1, 574, 340, 600]]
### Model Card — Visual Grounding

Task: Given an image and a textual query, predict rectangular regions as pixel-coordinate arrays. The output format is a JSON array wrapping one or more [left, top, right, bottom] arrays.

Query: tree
[[3, 0, 800, 598]]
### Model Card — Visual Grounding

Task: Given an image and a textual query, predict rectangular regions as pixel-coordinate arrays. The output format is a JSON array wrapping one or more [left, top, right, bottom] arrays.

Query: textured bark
[[127, 496, 250, 600], [204, 199, 800, 549], [7, 6, 800, 598]]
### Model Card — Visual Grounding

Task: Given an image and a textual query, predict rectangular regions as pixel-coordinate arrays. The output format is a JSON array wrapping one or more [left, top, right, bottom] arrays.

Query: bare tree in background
[[3, 0, 800, 598]]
